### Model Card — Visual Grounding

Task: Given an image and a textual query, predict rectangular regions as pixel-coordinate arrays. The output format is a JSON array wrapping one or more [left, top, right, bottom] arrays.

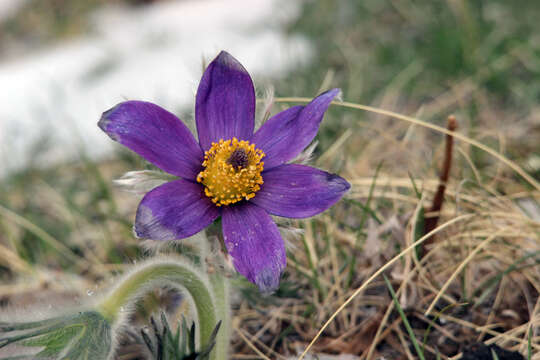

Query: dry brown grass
[[0, 95, 538, 360], [1, 91, 538, 359], [1, 37, 539, 360], [231, 80, 539, 359]]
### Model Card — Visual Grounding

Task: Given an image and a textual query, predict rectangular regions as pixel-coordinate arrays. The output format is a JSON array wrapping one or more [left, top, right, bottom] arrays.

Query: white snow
[[0, 0, 27, 20], [0, 0, 311, 176]]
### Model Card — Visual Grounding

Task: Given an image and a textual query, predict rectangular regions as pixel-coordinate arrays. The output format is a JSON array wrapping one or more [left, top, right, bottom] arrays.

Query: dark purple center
[[228, 148, 249, 169]]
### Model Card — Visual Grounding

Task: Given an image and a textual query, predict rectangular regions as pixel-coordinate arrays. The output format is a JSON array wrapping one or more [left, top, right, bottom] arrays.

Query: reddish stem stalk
[[423, 115, 457, 248]]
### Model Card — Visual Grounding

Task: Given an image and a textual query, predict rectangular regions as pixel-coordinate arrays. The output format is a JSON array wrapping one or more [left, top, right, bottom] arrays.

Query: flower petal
[[99, 101, 203, 179], [196, 51, 255, 150], [252, 164, 350, 218], [252, 88, 340, 170], [134, 179, 219, 240], [222, 203, 286, 293]]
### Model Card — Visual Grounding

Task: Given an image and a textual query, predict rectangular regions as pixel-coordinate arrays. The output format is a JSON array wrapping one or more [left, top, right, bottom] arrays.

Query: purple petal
[[252, 88, 340, 170], [99, 101, 203, 179], [251, 164, 350, 218], [222, 203, 286, 293], [196, 51, 255, 150], [134, 179, 219, 240]]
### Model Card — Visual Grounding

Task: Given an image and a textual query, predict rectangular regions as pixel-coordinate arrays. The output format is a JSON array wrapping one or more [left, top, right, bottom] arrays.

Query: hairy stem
[[209, 272, 231, 359], [96, 260, 218, 358]]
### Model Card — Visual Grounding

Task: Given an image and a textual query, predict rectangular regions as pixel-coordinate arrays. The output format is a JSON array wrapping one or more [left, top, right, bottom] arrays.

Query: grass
[[1, 0, 540, 359], [384, 274, 426, 360]]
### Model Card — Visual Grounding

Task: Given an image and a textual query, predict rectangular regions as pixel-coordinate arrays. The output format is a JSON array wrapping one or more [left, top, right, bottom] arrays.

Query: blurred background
[[1, 0, 538, 178], [0, 0, 311, 176], [1, 0, 539, 358]]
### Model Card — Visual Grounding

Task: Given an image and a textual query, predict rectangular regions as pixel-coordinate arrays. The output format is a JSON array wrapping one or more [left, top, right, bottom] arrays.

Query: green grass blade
[[347, 161, 383, 288], [383, 275, 425, 360]]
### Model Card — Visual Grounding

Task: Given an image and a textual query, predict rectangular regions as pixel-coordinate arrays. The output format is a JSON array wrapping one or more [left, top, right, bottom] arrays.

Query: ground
[[0, 0, 539, 359]]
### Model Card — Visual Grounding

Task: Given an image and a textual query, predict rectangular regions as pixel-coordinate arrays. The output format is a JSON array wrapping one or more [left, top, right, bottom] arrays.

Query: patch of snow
[[0, 0, 27, 20], [0, 0, 311, 176]]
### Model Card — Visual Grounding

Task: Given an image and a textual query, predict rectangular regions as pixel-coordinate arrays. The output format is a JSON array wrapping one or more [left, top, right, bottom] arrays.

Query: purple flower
[[98, 51, 350, 292]]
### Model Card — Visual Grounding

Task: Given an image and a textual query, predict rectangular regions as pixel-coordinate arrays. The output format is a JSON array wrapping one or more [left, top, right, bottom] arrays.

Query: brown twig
[[423, 115, 458, 249]]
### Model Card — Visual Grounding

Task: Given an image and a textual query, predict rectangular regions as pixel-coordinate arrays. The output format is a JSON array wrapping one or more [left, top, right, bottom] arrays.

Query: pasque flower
[[99, 51, 350, 292]]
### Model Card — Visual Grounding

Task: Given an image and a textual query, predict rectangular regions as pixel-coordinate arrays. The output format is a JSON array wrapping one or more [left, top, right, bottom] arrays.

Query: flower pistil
[[197, 138, 264, 206]]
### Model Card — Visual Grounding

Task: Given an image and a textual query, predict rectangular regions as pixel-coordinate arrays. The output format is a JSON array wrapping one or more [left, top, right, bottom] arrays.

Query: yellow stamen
[[197, 138, 265, 206]]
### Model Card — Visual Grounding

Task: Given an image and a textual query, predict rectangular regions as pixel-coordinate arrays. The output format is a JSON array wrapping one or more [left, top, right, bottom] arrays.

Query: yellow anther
[[197, 137, 265, 206]]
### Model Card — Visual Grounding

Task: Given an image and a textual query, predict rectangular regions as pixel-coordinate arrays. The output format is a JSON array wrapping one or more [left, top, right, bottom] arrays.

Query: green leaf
[[0, 311, 111, 360], [141, 312, 221, 360], [413, 206, 425, 259], [23, 324, 82, 357]]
